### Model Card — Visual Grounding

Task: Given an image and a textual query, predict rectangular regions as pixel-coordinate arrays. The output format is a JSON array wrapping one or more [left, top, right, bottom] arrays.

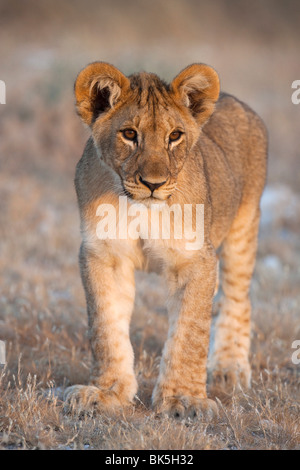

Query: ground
[[0, 0, 299, 450]]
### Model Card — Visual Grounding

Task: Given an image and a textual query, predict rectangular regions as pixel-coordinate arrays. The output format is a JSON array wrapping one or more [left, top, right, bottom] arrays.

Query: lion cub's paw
[[208, 361, 251, 392], [154, 396, 218, 421], [63, 385, 131, 416]]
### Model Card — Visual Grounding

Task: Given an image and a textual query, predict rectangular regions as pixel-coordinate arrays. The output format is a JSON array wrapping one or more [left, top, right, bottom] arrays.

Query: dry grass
[[0, 0, 299, 450]]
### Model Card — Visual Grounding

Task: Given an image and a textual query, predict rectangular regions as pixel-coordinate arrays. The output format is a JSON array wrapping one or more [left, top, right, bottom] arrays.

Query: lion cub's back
[[203, 92, 268, 201]]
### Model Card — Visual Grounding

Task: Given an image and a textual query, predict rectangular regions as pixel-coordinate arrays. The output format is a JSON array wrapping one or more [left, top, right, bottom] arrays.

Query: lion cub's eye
[[169, 131, 183, 142], [122, 129, 137, 141]]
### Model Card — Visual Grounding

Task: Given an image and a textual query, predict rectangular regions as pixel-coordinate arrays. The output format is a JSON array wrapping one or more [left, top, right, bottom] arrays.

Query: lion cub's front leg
[[152, 246, 218, 420], [64, 242, 137, 414]]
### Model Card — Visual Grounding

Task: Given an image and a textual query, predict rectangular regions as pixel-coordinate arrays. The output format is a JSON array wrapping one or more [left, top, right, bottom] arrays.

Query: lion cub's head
[[75, 62, 219, 201]]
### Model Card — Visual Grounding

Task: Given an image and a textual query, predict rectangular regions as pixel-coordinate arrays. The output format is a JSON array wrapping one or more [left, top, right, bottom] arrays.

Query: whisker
[[174, 187, 184, 196]]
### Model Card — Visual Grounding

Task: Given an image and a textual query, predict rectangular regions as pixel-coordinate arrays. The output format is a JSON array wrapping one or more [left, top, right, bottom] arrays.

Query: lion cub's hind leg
[[209, 203, 261, 392]]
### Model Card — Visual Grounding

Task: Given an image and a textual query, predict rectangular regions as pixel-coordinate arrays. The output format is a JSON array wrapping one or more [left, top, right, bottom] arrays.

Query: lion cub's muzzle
[[123, 175, 176, 201]]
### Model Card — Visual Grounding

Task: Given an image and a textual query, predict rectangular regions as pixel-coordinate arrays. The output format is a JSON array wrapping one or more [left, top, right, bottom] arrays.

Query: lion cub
[[64, 62, 267, 419]]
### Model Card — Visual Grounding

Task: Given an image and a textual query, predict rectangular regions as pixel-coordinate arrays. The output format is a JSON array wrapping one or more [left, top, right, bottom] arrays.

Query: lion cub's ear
[[75, 62, 130, 126], [171, 64, 220, 125]]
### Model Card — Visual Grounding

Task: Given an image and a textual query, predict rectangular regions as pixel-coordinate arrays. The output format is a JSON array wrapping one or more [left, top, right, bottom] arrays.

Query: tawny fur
[[64, 62, 267, 419]]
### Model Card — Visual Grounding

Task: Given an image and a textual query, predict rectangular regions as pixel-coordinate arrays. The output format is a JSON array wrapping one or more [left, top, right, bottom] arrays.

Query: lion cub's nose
[[139, 177, 167, 193]]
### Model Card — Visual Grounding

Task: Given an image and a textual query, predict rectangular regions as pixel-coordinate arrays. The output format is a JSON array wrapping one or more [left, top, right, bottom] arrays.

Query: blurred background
[[0, 0, 299, 400], [1, 0, 300, 183]]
